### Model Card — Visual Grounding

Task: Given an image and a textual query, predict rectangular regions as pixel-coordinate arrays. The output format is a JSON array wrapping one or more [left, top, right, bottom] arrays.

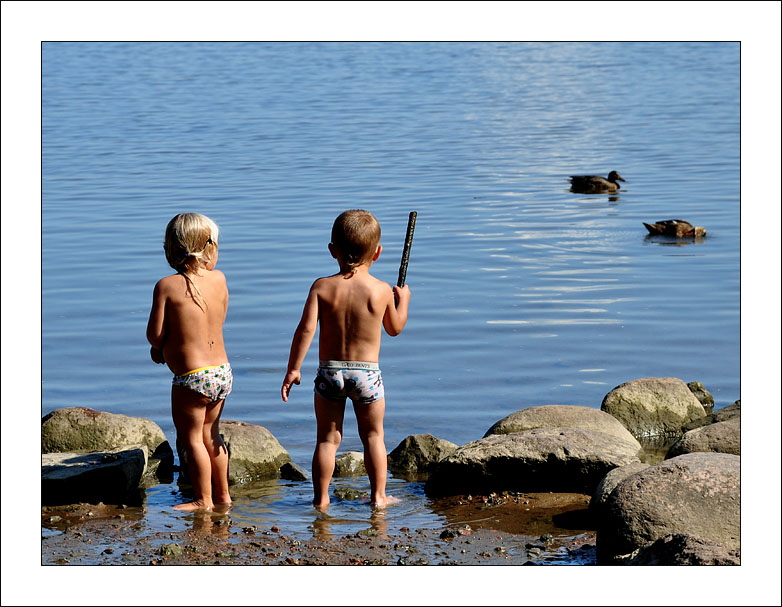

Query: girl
[[147, 213, 232, 512]]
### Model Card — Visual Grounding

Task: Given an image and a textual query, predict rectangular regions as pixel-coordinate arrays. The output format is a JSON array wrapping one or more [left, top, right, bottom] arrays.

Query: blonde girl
[[147, 213, 232, 512]]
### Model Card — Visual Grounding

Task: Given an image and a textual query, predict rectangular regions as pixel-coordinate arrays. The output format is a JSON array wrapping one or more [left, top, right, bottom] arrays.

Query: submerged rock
[[425, 427, 641, 496], [388, 434, 458, 478], [596, 452, 740, 563], [601, 377, 706, 439]]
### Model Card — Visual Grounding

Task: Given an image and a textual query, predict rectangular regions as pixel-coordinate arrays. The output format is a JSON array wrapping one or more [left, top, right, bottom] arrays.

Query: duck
[[643, 219, 706, 238], [569, 170, 626, 193]]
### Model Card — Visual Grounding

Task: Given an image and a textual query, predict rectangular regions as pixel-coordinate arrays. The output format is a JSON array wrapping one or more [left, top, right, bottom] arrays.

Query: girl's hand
[[281, 370, 301, 402], [150, 347, 166, 364]]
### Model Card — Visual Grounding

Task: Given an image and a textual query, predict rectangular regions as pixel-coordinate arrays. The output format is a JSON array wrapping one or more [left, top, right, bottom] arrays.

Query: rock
[[665, 417, 740, 458], [279, 461, 309, 481], [484, 405, 641, 449], [334, 451, 366, 477], [618, 533, 740, 565], [425, 427, 641, 496], [219, 420, 291, 484], [333, 487, 369, 501], [41, 407, 174, 480], [600, 377, 707, 439], [590, 461, 650, 516], [42, 447, 147, 506], [686, 381, 715, 413], [388, 434, 458, 478], [682, 399, 741, 432], [159, 543, 184, 557], [596, 452, 740, 563]]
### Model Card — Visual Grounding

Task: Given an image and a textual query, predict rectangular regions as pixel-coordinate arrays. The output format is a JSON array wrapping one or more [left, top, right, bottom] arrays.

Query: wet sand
[[41, 492, 597, 566]]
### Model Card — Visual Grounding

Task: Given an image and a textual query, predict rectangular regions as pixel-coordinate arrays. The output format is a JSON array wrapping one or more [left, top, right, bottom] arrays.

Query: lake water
[[41, 42, 740, 549]]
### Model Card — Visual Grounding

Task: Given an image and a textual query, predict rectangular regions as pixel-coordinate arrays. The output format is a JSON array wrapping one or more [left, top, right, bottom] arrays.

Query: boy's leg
[[354, 398, 398, 508], [202, 398, 231, 506], [312, 394, 345, 510], [171, 385, 214, 511]]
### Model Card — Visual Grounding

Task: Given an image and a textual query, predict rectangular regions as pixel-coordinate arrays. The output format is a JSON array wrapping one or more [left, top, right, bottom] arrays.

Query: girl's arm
[[383, 284, 410, 337], [146, 281, 167, 362], [281, 283, 320, 402]]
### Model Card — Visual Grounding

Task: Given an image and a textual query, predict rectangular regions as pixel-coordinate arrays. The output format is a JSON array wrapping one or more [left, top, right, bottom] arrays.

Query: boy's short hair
[[331, 210, 381, 270]]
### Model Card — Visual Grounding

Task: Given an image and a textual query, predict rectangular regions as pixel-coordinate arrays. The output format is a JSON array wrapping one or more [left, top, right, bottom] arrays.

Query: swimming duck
[[569, 171, 626, 193], [643, 219, 706, 238]]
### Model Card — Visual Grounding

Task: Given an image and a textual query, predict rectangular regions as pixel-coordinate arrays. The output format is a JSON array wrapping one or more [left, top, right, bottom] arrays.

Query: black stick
[[397, 211, 417, 287]]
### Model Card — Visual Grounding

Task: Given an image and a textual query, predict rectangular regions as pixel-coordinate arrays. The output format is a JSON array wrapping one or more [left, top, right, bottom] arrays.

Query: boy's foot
[[213, 502, 233, 514], [312, 499, 331, 512], [371, 495, 400, 509], [173, 500, 213, 512]]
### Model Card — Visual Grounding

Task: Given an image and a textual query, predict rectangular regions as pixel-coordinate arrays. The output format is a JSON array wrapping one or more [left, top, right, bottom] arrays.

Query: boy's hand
[[281, 370, 301, 402], [150, 347, 165, 364], [393, 284, 411, 307]]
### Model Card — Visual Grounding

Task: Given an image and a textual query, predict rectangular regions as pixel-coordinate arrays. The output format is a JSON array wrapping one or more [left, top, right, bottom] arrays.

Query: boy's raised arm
[[282, 283, 320, 402], [383, 284, 410, 337]]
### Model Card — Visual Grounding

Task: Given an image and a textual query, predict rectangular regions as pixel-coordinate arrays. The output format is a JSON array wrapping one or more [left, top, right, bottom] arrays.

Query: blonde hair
[[331, 209, 381, 274], [163, 213, 219, 309]]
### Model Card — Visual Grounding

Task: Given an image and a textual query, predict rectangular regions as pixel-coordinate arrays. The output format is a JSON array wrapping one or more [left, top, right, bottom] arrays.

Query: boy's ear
[[372, 245, 382, 261], [328, 243, 338, 259]]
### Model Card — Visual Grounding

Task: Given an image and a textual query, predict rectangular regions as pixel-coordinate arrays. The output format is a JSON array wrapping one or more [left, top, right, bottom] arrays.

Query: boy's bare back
[[313, 267, 405, 362], [147, 268, 229, 376]]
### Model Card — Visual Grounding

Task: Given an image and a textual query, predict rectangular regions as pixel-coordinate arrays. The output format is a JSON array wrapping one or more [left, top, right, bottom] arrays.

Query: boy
[[281, 209, 411, 510]]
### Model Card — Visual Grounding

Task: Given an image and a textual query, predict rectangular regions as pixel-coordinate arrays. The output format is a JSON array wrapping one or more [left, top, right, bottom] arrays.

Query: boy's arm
[[281, 283, 320, 402], [383, 284, 410, 337], [146, 281, 167, 363]]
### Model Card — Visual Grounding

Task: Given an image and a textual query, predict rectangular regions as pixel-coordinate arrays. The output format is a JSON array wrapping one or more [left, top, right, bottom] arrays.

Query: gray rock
[[601, 377, 706, 439], [682, 399, 741, 432], [41, 407, 174, 480], [280, 461, 309, 481], [42, 446, 147, 506], [425, 427, 641, 496], [334, 451, 366, 477], [485, 405, 641, 449], [686, 381, 715, 413], [219, 420, 291, 484], [666, 417, 740, 458], [618, 533, 740, 566], [596, 452, 740, 563], [590, 461, 650, 516], [388, 434, 458, 478]]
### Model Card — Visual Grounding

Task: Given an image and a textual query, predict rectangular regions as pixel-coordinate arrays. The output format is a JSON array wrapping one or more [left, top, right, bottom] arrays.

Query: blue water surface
[[42, 42, 740, 543]]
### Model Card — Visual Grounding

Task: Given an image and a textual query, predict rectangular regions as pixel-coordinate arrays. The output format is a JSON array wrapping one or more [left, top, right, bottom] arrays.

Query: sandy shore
[[41, 492, 598, 566]]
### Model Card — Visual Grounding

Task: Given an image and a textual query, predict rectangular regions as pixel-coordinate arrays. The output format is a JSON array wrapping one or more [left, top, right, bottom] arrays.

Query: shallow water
[[41, 42, 740, 560]]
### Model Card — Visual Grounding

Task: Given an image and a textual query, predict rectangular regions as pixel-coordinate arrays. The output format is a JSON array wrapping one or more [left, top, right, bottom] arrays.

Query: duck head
[[607, 171, 626, 183]]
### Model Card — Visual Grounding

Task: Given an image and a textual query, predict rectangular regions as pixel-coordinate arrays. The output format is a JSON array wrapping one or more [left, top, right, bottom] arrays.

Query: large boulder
[[42, 446, 147, 506], [388, 434, 458, 478], [665, 417, 740, 458], [618, 533, 740, 566], [42, 407, 173, 460], [484, 405, 641, 449], [596, 452, 740, 563], [682, 399, 740, 432], [425, 427, 641, 496], [590, 461, 650, 516], [219, 420, 291, 484], [601, 377, 707, 439]]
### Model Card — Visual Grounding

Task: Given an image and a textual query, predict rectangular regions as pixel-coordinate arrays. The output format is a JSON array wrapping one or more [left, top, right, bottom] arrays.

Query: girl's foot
[[173, 500, 213, 512], [372, 495, 400, 509]]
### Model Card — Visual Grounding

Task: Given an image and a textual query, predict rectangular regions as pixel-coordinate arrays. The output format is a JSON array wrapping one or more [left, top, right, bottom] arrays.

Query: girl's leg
[[202, 398, 231, 506], [354, 398, 398, 508], [171, 385, 214, 511], [312, 394, 345, 511]]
